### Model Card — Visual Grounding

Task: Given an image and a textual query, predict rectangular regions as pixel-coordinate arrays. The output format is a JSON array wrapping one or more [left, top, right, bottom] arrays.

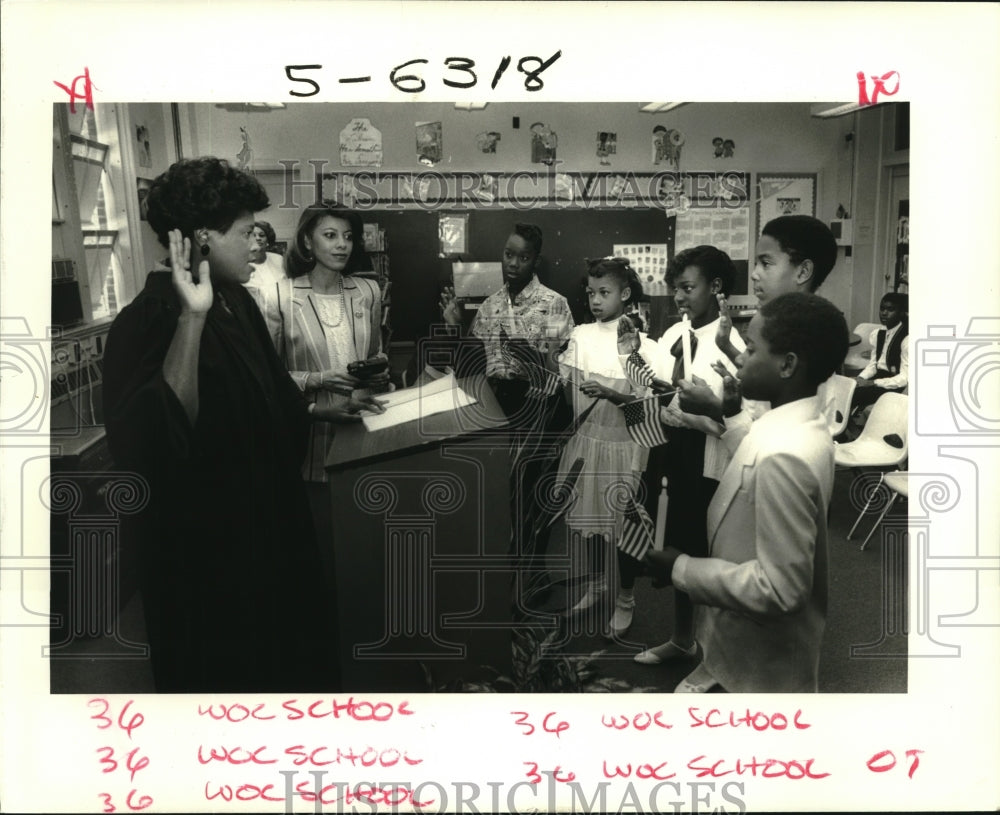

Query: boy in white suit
[[645, 292, 850, 693]]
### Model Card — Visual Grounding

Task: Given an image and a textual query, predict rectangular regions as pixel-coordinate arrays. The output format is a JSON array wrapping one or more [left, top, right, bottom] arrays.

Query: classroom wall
[[179, 102, 873, 325], [123, 103, 178, 274]]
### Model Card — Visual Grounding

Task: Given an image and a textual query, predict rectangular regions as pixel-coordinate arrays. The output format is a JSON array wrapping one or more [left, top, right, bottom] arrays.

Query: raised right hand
[[709, 360, 742, 417], [169, 229, 213, 314], [616, 316, 641, 355], [714, 294, 739, 363], [440, 285, 463, 326]]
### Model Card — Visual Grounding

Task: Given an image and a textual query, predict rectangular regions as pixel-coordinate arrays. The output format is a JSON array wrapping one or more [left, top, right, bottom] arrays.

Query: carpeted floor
[[50, 468, 906, 695]]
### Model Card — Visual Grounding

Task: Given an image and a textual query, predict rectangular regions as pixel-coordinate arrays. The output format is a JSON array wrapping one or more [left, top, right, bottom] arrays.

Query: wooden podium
[[325, 376, 514, 691]]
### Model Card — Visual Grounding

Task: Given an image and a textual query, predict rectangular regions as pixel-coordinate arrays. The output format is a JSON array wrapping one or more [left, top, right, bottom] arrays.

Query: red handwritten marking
[[196, 703, 276, 722], [524, 762, 576, 784], [687, 756, 830, 780], [97, 790, 153, 812], [866, 748, 923, 778], [601, 711, 673, 730], [89, 698, 153, 813], [54, 67, 96, 113], [602, 760, 675, 780], [285, 745, 336, 767], [124, 749, 150, 783], [197, 698, 414, 721], [89, 698, 114, 730], [203, 783, 286, 803], [97, 746, 118, 774], [125, 790, 153, 811], [197, 745, 278, 765], [283, 744, 423, 767], [511, 711, 534, 735], [857, 70, 900, 106], [89, 698, 144, 738], [510, 711, 569, 737], [281, 697, 415, 721], [280, 781, 434, 808], [687, 707, 811, 731]]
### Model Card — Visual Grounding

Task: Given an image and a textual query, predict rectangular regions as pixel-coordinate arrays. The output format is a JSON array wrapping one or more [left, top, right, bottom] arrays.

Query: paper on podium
[[361, 372, 477, 431]]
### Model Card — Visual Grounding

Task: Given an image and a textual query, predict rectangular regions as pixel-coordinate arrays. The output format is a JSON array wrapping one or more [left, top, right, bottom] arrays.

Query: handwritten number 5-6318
[[286, 52, 561, 97]]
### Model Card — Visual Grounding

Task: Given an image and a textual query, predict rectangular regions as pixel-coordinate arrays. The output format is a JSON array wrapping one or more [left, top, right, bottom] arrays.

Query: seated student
[[644, 292, 850, 693], [851, 291, 909, 411]]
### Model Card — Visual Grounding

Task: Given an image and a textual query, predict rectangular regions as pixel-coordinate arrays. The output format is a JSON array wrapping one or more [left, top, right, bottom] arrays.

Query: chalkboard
[[366, 208, 677, 341]]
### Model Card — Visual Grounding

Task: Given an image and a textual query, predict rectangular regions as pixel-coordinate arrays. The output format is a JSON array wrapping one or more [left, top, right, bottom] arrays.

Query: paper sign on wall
[[339, 118, 383, 168]]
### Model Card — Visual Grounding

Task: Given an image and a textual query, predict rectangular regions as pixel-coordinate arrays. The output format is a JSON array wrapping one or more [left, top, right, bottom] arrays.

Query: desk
[[326, 376, 514, 691], [50, 427, 144, 656]]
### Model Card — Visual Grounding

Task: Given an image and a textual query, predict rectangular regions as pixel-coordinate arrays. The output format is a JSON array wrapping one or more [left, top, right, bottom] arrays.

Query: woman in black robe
[[103, 158, 378, 692]]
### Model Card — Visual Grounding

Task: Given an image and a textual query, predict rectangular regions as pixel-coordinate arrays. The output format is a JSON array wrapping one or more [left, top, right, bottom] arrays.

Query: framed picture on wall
[[755, 173, 816, 235], [438, 212, 469, 255]]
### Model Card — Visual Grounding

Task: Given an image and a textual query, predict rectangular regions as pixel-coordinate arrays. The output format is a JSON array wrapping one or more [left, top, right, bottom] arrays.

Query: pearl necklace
[[314, 278, 346, 327]]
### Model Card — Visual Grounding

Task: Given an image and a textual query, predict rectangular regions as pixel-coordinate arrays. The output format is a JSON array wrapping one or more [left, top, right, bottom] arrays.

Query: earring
[[200, 244, 210, 257]]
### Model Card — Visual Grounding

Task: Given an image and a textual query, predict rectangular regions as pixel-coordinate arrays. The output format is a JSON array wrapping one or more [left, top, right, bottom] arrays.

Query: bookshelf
[[362, 222, 392, 349]]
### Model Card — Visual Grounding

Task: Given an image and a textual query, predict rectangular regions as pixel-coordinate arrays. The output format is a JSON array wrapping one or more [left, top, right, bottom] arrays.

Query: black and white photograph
[[2, 3, 998, 814], [45, 100, 915, 699]]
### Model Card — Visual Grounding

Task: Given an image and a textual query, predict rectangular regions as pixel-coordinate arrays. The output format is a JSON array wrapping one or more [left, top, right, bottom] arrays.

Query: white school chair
[[847, 471, 908, 551], [822, 374, 857, 437], [843, 322, 882, 374], [834, 392, 908, 471]]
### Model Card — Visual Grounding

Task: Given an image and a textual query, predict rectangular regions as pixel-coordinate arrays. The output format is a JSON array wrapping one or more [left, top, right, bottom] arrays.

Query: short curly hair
[[254, 220, 277, 247], [145, 158, 269, 248], [513, 222, 543, 255], [761, 216, 838, 291], [759, 292, 849, 386], [667, 245, 736, 295]]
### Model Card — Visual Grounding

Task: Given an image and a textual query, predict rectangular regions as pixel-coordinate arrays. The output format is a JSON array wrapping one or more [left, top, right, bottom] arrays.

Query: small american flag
[[523, 358, 565, 399], [618, 494, 654, 561], [498, 328, 519, 371], [621, 396, 670, 448], [623, 351, 658, 389]]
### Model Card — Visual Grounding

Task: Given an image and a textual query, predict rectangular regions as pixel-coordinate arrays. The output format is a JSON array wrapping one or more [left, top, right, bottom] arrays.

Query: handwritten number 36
[[88, 698, 144, 739], [98, 791, 152, 812]]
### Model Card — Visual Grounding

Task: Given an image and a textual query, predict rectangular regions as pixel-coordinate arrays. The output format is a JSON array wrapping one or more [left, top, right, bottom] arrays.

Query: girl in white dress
[[555, 257, 657, 632]]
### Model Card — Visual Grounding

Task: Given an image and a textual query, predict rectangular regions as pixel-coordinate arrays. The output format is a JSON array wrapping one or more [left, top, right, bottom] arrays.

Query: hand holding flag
[[618, 492, 655, 562], [620, 394, 673, 448]]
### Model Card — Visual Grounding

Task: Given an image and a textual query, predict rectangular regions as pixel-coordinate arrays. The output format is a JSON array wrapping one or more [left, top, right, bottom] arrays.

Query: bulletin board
[[755, 173, 817, 235], [367, 208, 672, 341]]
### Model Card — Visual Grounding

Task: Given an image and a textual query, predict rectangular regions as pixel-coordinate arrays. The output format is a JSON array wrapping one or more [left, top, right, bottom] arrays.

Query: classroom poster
[[613, 243, 669, 289], [675, 205, 751, 261], [339, 118, 384, 168]]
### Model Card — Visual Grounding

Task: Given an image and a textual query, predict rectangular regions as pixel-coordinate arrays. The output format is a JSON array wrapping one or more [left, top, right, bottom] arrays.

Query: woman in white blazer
[[275, 202, 386, 550]]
